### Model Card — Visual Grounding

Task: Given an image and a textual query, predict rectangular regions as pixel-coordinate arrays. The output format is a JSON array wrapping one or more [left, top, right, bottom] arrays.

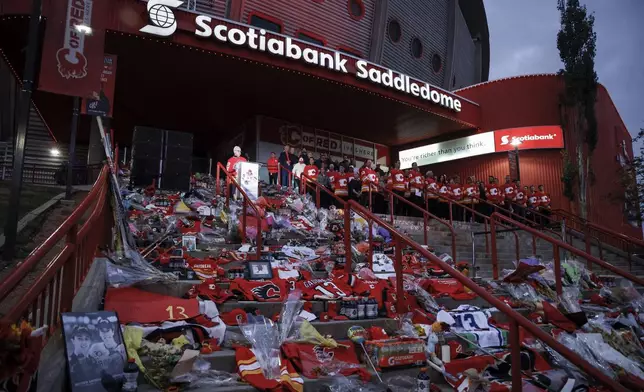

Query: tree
[[556, 0, 598, 218], [617, 128, 644, 226]]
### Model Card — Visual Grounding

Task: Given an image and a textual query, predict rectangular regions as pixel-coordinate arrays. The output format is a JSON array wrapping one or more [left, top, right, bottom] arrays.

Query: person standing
[[278, 145, 293, 187], [408, 162, 424, 216], [462, 176, 477, 222], [485, 176, 502, 216], [536, 184, 551, 225], [514, 182, 527, 218], [333, 165, 350, 201], [267, 152, 279, 185], [425, 171, 439, 217], [226, 146, 247, 198], [292, 157, 306, 191], [327, 164, 339, 187], [449, 176, 464, 221], [390, 162, 407, 215], [360, 161, 378, 209]]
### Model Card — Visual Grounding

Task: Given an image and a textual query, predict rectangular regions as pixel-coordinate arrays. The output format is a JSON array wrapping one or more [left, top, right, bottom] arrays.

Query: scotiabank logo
[[494, 126, 564, 152], [499, 133, 557, 146]]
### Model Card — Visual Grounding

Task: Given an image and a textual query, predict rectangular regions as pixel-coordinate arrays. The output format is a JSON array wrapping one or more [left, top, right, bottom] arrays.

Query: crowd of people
[[233, 145, 553, 224]]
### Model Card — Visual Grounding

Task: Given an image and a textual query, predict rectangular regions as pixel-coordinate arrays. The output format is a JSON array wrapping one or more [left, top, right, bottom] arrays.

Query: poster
[[237, 161, 259, 200], [82, 54, 117, 117], [61, 311, 127, 392], [39, 0, 107, 97]]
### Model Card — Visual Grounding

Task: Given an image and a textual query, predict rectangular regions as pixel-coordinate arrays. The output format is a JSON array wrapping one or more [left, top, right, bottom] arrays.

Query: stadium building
[[0, 0, 639, 237]]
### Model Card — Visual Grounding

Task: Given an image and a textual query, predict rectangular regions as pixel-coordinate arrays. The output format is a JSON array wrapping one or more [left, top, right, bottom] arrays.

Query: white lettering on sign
[[399, 133, 495, 169], [140, 14, 467, 112], [300, 131, 374, 160]]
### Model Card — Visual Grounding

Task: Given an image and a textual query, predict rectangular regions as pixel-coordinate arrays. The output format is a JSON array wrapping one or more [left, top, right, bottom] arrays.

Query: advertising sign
[[399, 133, 495, 169], [138, 2, 464, 112], [82, 54, 118, 117], [494, 126, 564, 152], [39, 0, 107, 98], [300, 131, 375, 160], [399, 126, 564, 169]]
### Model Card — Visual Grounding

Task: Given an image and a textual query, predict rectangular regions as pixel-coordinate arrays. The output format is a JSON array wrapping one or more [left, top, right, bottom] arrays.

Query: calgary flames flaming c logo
[[56, 48, 88, 79]]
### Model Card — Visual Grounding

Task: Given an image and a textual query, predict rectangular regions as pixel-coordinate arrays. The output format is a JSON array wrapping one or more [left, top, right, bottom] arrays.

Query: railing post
[[553, 244, 562, 295], [241, 202, 247, 243], [216, 165, 220, 196], [368, 218, 373, 268], [369, 187, 372, 212], [316, 185, 320, 209], [423, 213, 428, 246], [561, 218, 567, 245], [484, 219, 489, 256], [344, 204, 352, 274], [256, 221, 262, 260], [490, 215, 499, 279], [389, 193, 394, 224], [627, 242, 631, 272], [532, 236, 536, 256], [394, 235, 404, 314], [448, 200, 453, 224], [509, 319, 522, 392], [60, 224, 78, 311], [584, 226, 591, 270]]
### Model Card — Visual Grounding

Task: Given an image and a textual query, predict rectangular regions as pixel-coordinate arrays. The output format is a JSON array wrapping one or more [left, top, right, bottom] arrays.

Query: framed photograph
[[61, 311, 127, 392], [182, 235, 197, 251], [247, 260, 273, 280]]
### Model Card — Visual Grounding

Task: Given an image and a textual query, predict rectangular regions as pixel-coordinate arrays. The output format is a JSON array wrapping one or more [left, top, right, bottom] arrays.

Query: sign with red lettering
[[81, 54, 117, 117], [39, 0, 107, 97], [494, 126, 564, 152]]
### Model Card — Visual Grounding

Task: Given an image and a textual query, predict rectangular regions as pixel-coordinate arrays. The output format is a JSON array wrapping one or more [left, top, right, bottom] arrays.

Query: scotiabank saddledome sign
[[399, 126, 564, 169], [140, 0, 463, 112]]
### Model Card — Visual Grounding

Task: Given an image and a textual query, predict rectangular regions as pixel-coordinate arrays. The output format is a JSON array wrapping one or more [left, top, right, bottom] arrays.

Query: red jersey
[[486, 183, 502, 203], [229, 279, 289, 302], [333, 173, 350, 196], [104, 287, 200, 324], [303, 165, 319, 181], [463, 184, 477, 203], [437, 183, 450, 201], [425, 177, 438, 198], [360, 168, 378, 193], [420, 278, 476, 300], [503, 184, 517, 201], [226, 156, 247, 177], [390, 169, 407, 191], [296, 276, 352, 300], [187, 281, 234, 304], [528, 192, 539, 208], [449, 183, 463, 201], [408, 170, 424, 190], [350, 275, 389, 308], [267, 157, 279, 174], [515, 189, 527, 206], [327, 170, 339, 185], [282, 342, 368, 380], [537, 191, 551, 208], [235, 347, 303, 392]]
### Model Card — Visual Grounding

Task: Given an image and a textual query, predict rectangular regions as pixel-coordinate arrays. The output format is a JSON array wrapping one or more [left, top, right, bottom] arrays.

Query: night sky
[[484, 0, 644, 145]]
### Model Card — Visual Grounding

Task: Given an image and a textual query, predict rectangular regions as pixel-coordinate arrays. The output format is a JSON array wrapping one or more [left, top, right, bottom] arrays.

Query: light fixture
[[75, 24, 92, 35], [510, 139, 522, 147], [50, 148, 61, 156]]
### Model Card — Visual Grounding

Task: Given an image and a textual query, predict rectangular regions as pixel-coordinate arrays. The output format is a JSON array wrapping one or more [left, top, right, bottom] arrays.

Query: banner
[[301, 131, 375, 160], [494, 125, 564, 152], [399, 133, 495, 169], [399, 125, 564, 169], [39, 0, 107, 97], [82, 54, 117, 117]]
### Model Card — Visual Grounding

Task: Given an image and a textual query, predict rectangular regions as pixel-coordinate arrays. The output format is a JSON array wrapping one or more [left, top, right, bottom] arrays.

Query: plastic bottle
[[357, 298, 366, 320], [122, 358, 139, 392], [347, 300, 358, 320], [417, 367, 430, 392]]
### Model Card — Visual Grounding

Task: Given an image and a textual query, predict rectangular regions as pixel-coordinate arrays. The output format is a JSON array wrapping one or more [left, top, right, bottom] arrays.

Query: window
[[337, 46, 362, 58], [388, 19, 401, 43], [410, 37, 423, 59], [296, 30, 326, 46], [348, 0, 365, 21], [432, 53, 443, 73], [249, 12, 282, 33]]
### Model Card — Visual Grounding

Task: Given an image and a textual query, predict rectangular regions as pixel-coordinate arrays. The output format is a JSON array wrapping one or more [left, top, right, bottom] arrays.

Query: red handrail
[[552, 208, 644, 269], [0, 166, 110, 301], [490, 212, 644, 294], [376, 185, 457, 259], [215, 163, 262, 260], [346, 201, 628, 392], [422, 190, 523, 268]]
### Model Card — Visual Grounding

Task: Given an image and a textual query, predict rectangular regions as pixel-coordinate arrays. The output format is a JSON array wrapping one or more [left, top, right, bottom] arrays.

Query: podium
[[235, 161, 260, 201]]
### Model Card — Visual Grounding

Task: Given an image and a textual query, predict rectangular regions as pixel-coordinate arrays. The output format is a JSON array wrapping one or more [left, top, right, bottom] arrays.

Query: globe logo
[[140, 0, 183, 37], [149, 4, 175, 28]]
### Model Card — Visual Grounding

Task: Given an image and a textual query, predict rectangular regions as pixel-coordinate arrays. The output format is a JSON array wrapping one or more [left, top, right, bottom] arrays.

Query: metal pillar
[[2, 0, 43, 263], [66, 97, 80, 199]]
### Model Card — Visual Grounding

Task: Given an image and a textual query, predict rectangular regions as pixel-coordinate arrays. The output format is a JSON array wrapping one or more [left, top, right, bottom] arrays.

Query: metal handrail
[[278, 163, 293, 190], [346, 201, 628, 392], [0, 166, 109, 300], [552, 208, 644, 267], [215, 163, 262, 259], [423, 188, 523, 267], [490, 212, 644, 294], [376, 184, 457, 258]]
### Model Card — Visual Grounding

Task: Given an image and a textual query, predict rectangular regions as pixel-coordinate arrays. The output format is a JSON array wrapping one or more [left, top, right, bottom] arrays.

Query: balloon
[[347, 325, 368, 344]]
